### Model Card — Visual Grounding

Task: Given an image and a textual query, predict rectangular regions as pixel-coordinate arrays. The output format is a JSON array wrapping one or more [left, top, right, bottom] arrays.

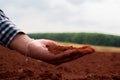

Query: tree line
[[28, 33, 120, 47]]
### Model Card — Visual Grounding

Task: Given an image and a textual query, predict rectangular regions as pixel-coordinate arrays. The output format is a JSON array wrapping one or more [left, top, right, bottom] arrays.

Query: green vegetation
[[28, 33, 120, 47]]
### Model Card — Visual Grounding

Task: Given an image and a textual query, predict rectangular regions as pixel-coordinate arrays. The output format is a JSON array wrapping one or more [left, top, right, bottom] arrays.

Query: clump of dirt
[[46, 45, 74, 54], [46, 45, 95, 55]]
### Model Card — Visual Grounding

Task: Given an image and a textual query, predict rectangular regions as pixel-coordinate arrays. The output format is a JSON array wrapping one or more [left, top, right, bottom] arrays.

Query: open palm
[[27, 39, 94, 65]]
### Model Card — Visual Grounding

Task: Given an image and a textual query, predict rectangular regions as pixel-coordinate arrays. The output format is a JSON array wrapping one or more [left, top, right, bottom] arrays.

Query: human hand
[[27, 39, 94, 65]]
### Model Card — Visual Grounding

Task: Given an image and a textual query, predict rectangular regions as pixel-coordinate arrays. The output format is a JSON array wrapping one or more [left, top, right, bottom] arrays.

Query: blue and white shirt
[[0, 9, 24, 48]]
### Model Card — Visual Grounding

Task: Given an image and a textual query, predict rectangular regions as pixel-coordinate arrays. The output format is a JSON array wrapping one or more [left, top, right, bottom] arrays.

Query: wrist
[[9, 33, 33, 55]]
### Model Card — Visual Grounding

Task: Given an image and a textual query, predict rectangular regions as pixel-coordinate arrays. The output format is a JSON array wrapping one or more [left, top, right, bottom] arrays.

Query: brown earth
[[0, 45, 120, 80], [46, 45, 94, 55]]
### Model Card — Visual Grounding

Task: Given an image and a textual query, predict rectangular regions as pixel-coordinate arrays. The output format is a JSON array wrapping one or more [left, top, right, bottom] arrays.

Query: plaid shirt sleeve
[[0, 9, 24, 48]]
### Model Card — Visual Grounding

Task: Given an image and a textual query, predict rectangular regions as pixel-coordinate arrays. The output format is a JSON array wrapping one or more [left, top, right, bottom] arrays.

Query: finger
[[80, 46, 95, 52], [55, 48, 93, 60], [49, 50, 93, 65], [54, 49, 79, 59], [81, 47, 95, 53], [50, 49, 93, 65], [49, 53, 84, 65]]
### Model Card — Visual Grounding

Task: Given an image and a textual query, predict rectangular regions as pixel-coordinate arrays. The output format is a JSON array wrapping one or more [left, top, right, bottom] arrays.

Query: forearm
[[9, 33, 33, 55]]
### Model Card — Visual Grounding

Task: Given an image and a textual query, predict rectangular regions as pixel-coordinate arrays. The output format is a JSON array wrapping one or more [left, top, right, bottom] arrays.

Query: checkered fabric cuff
[[0, 9, 24, 48]]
